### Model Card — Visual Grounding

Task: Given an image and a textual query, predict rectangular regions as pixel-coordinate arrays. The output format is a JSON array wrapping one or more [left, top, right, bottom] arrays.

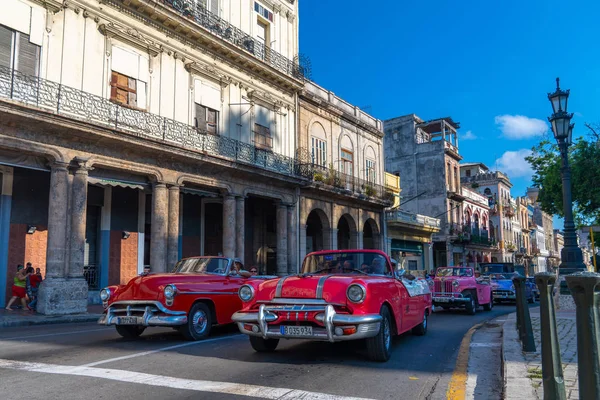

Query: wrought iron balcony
[[0, 66, 311, 179], [152, 0, 304, 80], [308, 164, 393, 203]]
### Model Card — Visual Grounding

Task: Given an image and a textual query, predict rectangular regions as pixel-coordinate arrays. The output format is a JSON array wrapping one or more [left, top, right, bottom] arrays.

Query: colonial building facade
[[384, 115, 495, 268], [0, 0, 392, 313], [297, 80, 389, 260]]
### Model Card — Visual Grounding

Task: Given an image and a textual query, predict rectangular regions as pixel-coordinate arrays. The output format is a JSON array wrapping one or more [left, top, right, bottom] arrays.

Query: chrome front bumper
[[98, 300, 188, 327], [232, 303, 381, 342], [432, 292, 469, 304], [493, 292, 516, 300]]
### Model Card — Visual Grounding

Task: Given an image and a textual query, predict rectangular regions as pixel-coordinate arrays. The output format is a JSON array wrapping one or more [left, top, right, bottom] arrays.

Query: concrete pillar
[[0, 166, 13, 308], [427, 242, 434, 271], [287, 204, 296, 274], [299, 224, 307, 261], [45, 161, 70, 279], [356, 231, 364, 249], [137, 191, 145, 275], [99, 187, 112, 288], [167, 185, 180, 270], [68, 158, 90, 278], [386, 238, 392, 255], [276, 203, 288, 276], [235, 196, 245, 263], [330, 228, 339, 250], [222, 194, 236, 258], [150, 182, 168, 272]]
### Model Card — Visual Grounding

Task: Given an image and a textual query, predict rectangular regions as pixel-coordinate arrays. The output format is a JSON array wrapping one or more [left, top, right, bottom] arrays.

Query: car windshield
[[436, 268, 473, 277], [487, 274, 508, 280], [172, 257, 229, 274], [302, 251, 392, 276]]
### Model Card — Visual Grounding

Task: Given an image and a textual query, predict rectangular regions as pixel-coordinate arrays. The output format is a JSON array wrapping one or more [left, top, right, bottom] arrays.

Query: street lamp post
[[547, 78, 586, 275]]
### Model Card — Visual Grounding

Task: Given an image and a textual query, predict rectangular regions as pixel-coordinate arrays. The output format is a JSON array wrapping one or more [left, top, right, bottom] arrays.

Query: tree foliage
[[526, 124, 600, 226]]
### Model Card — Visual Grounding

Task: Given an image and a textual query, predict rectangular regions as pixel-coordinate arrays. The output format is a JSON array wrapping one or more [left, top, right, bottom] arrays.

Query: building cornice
[[99, 23, 162, 57]]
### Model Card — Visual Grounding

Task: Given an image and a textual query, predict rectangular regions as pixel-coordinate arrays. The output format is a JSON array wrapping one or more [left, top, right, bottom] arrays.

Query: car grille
[[108, 303, 161, 317], [434, 281, 455, 293], [493, 290, 515, 296]]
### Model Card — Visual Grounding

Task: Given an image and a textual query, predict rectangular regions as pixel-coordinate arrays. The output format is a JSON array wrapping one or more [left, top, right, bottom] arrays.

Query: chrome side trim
[[315, 275, 330, 299], [275, 276, 289, 298]]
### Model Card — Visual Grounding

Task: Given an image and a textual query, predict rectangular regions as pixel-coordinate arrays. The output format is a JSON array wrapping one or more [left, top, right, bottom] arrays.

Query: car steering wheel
[[213, 267, 225, 274]]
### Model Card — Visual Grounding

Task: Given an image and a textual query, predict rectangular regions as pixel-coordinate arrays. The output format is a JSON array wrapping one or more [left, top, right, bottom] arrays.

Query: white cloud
[[462, 130, 477, 140], [494, 115, 548, 139], [495, 149, 534, 179]]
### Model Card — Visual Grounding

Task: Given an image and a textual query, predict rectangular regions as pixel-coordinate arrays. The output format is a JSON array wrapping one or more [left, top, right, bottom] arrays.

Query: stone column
[[68, 158, 91, 278], [287, 204, 296, 274], [330, 228, 339, 250], [299, 224, 307, 263], [150, 182, 168, 273], [45, 161, 70, 279], [356, 231, 364, 249], [167, 185, 180, 270], [222, 194, 236, 258], [235, 196, 245, 264], [276, 203, 288, 276]]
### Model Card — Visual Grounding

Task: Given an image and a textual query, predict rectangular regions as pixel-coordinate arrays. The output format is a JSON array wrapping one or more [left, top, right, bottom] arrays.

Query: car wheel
[[483, 300, 493, 311], [366, 306, 393, 362], [249, 336, 279, 352], [180, 302, 212, 341], [465, 294, 477, 315], [412, 311, 428, 336], [115, 325, 145, 339]]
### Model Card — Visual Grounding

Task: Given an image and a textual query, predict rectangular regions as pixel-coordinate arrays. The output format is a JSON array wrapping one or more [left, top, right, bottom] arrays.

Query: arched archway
[[306, 208, 330, 253], [337, 213, 357, 250], [363, 218, 380, 249], [473, 213, 480, 233]]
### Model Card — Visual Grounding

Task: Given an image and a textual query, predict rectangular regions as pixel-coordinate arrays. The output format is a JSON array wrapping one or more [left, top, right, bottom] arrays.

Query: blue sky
[[299, 0, 599, 226]]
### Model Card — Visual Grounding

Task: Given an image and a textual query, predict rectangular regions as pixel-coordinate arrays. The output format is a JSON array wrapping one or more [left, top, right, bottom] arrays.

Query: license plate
[[280, 325, 313, 336], [117, 316, 140, 325], [435, 297, 450, 303]]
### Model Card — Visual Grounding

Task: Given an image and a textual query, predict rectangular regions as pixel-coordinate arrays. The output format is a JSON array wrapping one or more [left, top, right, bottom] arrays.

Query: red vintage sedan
[[98, 257, 271, 340], [232, 250, 432, 361]]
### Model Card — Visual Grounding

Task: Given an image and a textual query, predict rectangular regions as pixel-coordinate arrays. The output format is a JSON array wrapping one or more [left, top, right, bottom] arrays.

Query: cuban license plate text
[[435, 297, 450, 303], [281, 325, 313, 336], [117, 316, 140, 325]]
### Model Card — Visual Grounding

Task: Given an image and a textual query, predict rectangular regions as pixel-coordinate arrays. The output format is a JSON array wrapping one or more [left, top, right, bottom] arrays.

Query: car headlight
[[347, 284, 366, 303], [452, 280, 460, 287], [239, 285, 255, 302], [100, 288, 111, 302], [164, 284, 177, 300]]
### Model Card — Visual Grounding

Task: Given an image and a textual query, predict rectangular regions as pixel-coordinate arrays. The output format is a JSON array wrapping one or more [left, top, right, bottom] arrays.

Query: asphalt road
[[0, 305, 520, 400]]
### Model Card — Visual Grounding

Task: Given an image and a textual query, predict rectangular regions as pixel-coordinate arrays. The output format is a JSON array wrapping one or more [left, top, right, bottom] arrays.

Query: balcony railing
[[154, 0, 304, 80], [0, 66, 311, 179], [386, 209, 441, 229], [309, 164, 393, 203]]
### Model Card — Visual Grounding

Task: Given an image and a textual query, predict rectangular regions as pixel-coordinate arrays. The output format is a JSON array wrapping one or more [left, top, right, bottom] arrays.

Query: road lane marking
[[82, 334, 243, 367], [0, 328, 109, 341], [0, 358, 374, 400], [446, 322, 484, 400], [469, 343, 501, 348]]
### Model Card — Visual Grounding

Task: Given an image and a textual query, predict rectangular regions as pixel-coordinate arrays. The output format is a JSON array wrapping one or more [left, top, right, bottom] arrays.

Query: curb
[[1, 314, 102, 328], [446, 321, 485, 400], [501, 312, 538, 400]]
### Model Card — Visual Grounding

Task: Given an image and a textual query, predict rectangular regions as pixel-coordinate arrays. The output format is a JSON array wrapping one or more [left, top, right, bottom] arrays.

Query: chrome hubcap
[[423, 313, 427, 329], [383, 318, 391, 350], [192, 310, 208, 334]]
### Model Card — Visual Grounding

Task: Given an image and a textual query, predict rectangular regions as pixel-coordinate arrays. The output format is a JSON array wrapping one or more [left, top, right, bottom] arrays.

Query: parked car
[[98, 257, 274, 340], [431, 267, 493, 315], [232, 250, 432, 362], [488, 273, 534, 304]]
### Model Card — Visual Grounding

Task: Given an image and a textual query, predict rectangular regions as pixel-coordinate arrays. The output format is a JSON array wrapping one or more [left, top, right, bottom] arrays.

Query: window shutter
[[210, 0, 219, 15], [17, 33, 40, 76], [195, 103, 207, 131], [110, 71, 118, 101], [0, 26, 13, 69]]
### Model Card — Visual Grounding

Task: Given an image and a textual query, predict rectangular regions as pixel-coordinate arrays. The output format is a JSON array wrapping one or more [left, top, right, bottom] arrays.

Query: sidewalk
[[0, 305, 104, 328], [503, 307, 578, 400]]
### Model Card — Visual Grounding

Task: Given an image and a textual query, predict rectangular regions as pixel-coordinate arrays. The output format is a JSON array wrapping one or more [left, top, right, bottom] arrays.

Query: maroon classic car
[[232, 250, 432, 362], [98, 257, 272, 340]]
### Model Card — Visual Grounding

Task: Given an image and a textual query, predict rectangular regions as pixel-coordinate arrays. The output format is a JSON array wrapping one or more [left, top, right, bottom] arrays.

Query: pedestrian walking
[[5, 264, 33, 311], [27, 265, 43, 310]]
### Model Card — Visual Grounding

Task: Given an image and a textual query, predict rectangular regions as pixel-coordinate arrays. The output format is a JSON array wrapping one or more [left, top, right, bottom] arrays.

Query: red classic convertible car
[[98, 257, 271, 340], [232, 250, 432, 362]]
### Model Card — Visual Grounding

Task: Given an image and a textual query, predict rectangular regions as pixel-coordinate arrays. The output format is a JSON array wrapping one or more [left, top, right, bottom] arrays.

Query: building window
[[341, 148, 353, 176], [311, 137, 326, 166], [408, 260, 418, 269], [110, 71, 146, 109], [365, 159, 376, 183], [196, 0, 219, 15], [195, 103, 218, 135], [0, 26, 40, 76], [466, 169, 471, 177], [254, 2, 274, 21], [254, 123, 272, 149]]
